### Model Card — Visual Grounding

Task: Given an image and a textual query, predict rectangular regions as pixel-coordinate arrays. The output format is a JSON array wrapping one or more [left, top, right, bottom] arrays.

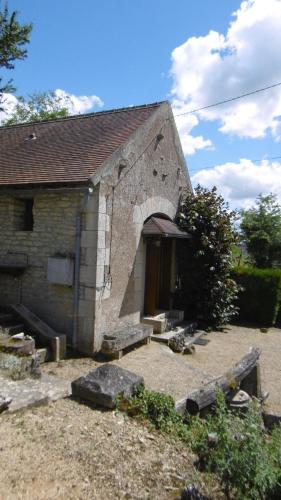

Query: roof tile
[[0, 102, 163, 187]]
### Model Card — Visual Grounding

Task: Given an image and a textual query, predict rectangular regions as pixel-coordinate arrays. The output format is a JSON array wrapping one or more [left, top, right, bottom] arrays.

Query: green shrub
[[232, 267, 281, 325], [126, 388, 281, 499], [127, 386, 189, 439], [189, 392, 280, 500], [175, 186, 239, 328]]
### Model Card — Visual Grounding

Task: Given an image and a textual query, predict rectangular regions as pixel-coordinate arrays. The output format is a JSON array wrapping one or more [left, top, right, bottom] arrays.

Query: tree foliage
[[240, 194, 281, 268], [3, 91, 71, 125], [0, 1, 32, 106], [175, 185, 239, 328]]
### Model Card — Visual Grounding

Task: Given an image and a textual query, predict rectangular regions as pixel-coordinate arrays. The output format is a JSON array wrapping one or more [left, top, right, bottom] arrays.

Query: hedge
[[232, 267, 281, 326]]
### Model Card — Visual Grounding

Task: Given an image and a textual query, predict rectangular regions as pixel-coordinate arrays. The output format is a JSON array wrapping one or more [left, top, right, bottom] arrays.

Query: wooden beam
[[176, 346, 261, 415]]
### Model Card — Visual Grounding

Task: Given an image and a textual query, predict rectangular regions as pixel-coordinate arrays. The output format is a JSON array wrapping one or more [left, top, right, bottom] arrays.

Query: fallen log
[[183, 346, 261, 415]]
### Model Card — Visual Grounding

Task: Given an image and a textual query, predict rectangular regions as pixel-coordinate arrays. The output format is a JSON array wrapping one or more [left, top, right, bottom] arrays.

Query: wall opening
[[14, 198, 34, 231]]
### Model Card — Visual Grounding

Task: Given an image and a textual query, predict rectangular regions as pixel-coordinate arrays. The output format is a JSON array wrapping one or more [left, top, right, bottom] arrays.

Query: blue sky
[[3, 0, 281, 208]]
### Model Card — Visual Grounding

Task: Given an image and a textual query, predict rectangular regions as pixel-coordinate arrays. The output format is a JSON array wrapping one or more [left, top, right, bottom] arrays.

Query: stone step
[[141, 309, 185, 334], [151, 321, 198, 344]]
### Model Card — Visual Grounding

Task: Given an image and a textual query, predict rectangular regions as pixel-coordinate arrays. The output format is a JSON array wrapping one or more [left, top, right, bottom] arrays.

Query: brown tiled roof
[[0, 102, 163, 187]]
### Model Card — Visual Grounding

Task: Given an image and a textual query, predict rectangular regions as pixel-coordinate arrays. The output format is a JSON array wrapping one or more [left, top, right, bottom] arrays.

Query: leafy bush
[[232, 267, 281, 325], [127, 386, 189, 439], [126, 388, 281, 499], [189, 392, 280, 500], [240, 194, 281, 268], [175, 185, 239, 328]]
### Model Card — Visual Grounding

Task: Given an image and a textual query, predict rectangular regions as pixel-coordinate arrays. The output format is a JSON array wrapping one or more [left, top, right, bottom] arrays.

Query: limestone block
[[98, 195, 107, 214], [81, 230, 98, 248], [97, 230, 106, 250], [79, 265, 96, 286], [101, 323, 152, 357], [84, 212, 99, 231], [71, 364, 144, 409], [95, 265, 105, 286], [96, 248, 106, 266]]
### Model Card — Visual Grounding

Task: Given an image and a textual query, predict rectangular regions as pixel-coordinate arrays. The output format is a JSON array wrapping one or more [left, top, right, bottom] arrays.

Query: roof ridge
[[0, 100, 167, 130]]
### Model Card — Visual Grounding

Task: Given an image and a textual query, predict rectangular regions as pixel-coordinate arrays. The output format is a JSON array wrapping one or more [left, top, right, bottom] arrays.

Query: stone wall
[[90, 102, 192, 351], [0, 192, 85, 340]]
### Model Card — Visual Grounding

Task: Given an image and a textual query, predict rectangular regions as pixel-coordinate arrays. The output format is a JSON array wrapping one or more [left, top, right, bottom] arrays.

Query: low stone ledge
[[101, 323, 152, 359], [71, 364, 144, 409]]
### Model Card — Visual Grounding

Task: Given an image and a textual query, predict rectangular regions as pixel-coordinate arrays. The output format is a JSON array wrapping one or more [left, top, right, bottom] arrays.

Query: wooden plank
[[10, 304, 66, 361]]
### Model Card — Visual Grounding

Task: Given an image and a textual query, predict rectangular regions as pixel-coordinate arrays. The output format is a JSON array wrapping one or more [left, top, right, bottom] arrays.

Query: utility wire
[[188, 155, 281, 174], [173, 81, 281, 117]]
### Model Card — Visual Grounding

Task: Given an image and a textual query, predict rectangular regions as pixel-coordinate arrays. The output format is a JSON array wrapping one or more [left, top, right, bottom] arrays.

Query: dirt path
[[0, 398, 219, 500]]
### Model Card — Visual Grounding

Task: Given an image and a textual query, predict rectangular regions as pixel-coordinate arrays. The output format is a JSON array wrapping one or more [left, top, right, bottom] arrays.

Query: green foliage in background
[[240, 194, 281, 269], [3, 91, 70, 125], [0, 1, 32, 106], [232, 266, 281, 326], [175, 185, 239, 328]]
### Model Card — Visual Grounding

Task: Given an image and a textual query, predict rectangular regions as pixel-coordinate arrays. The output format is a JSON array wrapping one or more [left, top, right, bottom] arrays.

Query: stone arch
[[133, 196, 176, 244]]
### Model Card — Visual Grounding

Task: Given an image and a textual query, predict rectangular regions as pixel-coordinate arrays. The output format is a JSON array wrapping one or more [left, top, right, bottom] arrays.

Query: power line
[[188, 155, 281, 174], [173, 81, 281, 118]]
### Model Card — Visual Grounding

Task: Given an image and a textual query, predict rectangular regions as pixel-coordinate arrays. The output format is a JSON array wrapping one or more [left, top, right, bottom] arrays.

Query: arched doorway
[[142, 214, 190, 316]]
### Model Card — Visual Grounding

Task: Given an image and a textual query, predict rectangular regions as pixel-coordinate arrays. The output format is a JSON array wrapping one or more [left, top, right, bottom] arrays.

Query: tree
[[175, 185, 239, 328], [240, 194, 281, 268], [3, 91, 71, 125], [0, 1, 32, 108]]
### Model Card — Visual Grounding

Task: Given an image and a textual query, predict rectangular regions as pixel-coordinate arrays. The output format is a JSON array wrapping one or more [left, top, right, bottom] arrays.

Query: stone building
[[0, 101, 192, 354]]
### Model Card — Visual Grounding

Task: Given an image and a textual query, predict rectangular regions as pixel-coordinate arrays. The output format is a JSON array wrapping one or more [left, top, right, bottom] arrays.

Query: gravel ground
[[0, 399, 219, 500], [0, 324, 279, 499], [185, 324, 281, 414]]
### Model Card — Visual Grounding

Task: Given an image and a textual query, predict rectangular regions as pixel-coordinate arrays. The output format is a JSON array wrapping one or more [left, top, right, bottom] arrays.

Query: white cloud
[[0, 93, 18, 124], [171, 0, 281, 144], [54, 89, 103, 114], [172, 101, 213, 155], [191, 159, 281, 208], [0, 89, 103, 124]]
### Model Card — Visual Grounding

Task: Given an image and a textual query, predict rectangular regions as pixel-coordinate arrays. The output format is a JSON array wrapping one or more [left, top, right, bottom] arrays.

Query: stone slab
[[71, 363, 144, 409], [101, 323, 152, 357], [0, 373, 71, 412]]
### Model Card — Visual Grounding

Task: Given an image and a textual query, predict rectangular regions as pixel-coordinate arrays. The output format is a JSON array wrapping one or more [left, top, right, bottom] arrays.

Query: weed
[[126, 387, 281, 499]]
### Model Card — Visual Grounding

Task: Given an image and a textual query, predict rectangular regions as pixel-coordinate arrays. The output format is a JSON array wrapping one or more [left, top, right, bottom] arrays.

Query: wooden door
[[158, 239, 172, 310], [144, 240, 160, 315]]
